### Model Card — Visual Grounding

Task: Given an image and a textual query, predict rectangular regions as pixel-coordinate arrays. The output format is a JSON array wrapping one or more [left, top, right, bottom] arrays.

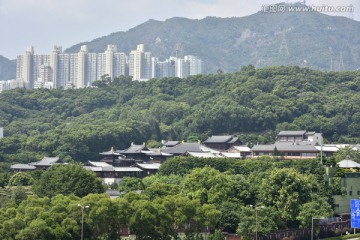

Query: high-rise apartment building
[[16, 44, 203, 89], [77, 45, 88, 88], [185, 55, 203, 76]]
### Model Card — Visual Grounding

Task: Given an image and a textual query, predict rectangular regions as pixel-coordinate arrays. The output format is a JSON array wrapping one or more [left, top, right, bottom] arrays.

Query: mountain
[[0, 55, 16, 80], [65, 6, 360, 73]]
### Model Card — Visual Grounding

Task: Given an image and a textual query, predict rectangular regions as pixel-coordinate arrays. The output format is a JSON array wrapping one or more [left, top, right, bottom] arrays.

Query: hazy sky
[[1, 0, 359, 59]]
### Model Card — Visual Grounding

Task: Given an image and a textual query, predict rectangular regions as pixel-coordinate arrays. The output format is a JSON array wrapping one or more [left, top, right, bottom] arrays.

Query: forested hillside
[[0, 55, 16, 80], [0, 66, 360, 163], [66, 9, 360, 72]]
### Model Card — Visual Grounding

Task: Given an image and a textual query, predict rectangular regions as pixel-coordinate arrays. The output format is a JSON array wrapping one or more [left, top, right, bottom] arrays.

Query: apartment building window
[[349, 191, 353, 196]]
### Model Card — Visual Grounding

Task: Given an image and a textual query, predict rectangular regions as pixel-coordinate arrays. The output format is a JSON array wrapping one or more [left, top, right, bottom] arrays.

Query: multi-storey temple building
[[15, 44, 204, 89]]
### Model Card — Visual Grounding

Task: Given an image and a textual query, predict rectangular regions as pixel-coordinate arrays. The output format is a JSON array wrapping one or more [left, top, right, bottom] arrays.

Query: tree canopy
[[32, 164, 106, 197], [0, 67, 360, 164]]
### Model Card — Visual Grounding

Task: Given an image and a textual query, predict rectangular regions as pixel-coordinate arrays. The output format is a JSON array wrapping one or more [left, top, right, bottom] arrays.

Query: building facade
[[16, 44, 204, 89]]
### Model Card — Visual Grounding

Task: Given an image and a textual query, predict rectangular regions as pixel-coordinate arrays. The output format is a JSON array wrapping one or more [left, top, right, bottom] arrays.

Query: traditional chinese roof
[[10, 164, 36, 170], [220, 152, 243, 158], [100, 147, 121, 156], [337, 156, 360, 168], [29, 157, 60, 166], [186, 151, 221, 158], [203, 135, 237, 144], [277, 130, 307, 136], [162, 142, 203, 155], [83, 166, 103, 172], [231, 146, 252, 152], [251, 143, 318, 152], [199, 145, 220, 154], [251, 144, 276, 151], [146, 151, 173, 157], [87, 161, 112, 167], [113, 167, 142, 172], [275, 144, 318, 152], [163, 141, 180, 147], [116, 144, 149, 154], [83, 165, 142, 172], [136, 163, 161, 170]]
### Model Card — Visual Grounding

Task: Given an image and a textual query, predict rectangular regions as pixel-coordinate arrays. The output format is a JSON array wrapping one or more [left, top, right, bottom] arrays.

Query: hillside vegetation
[[0, 66, 359, 163], [66, 10, 360, 72], [0, 55, 16, 80]]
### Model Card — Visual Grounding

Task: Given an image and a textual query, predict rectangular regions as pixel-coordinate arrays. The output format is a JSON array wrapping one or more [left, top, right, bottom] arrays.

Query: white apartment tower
[[16, 46, 34, 89], [15, 44, 203, 89], [77, 45, 88, 88], [50, 46, 62, 88], [185, 55, 203, 76], [176, 58, 189, 78], [105, 45, 116, 79], [114, 52, 127, 77], [129, 44, 144, 81], [128, 44, 154, 81], [86, 53, 98, 86]]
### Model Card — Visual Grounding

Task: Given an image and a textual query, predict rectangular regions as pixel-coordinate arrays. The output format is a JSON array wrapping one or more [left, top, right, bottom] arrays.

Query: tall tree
[[33, 164, 105, 197]]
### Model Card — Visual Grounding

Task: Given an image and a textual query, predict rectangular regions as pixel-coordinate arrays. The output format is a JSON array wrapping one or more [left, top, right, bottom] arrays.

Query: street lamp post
[[311, 217, 324, 240], [250, 205, 265, 240], [78, 204, 89, 240]]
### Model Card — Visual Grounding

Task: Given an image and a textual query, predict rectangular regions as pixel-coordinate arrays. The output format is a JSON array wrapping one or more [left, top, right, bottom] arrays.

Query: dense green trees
[[8, 172, 34, 186], [0, 66, 357, 238], [32, 164, 106, 197], [0, 156, 338, 239], [0, 67, 360, 163]]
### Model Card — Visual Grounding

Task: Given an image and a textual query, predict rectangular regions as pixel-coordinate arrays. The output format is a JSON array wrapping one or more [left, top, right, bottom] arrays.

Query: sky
[[0, 0, 359, 60]]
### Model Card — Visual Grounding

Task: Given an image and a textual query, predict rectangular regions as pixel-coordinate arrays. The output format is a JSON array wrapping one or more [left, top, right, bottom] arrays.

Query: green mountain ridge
[[65, 10, 360, 73]]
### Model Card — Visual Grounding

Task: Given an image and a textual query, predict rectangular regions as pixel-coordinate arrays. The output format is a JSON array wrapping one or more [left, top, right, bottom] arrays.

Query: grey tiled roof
[[136, 163, 161, 170], [275, 141, 314, 147], [30, 157, 60, 166], [100, 150, 121, 155], [84, 166, 142, 172], [113, 167, 142, 172], [251, 145, 276, 151], [251, 143, 318, 152], [187, 151, 220, 158], [228, 137, 239, 144], [10, 164, 36, 170], [204, 135, 233, 143], [116, 144, 148, 154], [162, 143, 203, 154], [231, 146, 251, 152], [277, 131, 306, 136], [146, 152, 173, 156], [83, 166, 103, 172], [163, 141, 180, 147], [275, 144, 318, 152], [87, 161, 112, 167]]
